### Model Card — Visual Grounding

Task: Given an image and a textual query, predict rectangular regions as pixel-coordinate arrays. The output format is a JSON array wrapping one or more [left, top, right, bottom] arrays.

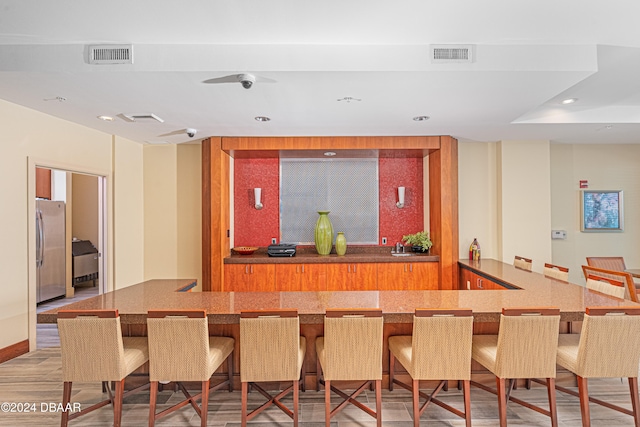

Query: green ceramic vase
[[335, 232, 347, 256], [314, 211, 334, 255]]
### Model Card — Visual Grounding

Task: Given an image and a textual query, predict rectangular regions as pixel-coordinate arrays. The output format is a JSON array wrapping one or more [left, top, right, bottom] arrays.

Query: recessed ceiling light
[[413, 116, 430, 121], [255, 116, 271, 122], [324, 152, 337, 157], [561, 98, 578, 105], [97, 115, 114, 121]]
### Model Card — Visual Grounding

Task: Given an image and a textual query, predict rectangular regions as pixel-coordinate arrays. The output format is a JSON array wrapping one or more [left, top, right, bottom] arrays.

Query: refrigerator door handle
[[37, 210, 45, 267]]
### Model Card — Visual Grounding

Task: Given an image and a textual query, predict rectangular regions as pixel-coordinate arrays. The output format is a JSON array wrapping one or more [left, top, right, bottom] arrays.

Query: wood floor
[[20, 287, 637, 425], [0, 346, 638, 426]]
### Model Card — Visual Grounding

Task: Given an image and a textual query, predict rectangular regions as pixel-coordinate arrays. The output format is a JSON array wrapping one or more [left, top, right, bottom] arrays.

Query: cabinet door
[[225, 264, 275, 292], [378, 263, 438, 290], [275, 264, 327, 291], [409, 263, 439, 290], [459, 268, 505, 290], [298, 264, 327, 291], [36, 167, 52, 200], [326, 263, 377, 291]]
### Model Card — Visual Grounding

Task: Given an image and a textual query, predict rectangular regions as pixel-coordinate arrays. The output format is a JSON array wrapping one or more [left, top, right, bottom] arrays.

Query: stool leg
[[149, 381, 158, 427], [200, 380, 209, 427], [412, 379, 420, 427], [629, 377, 640, 427], [577, 376, 591, 427], [325, 379, 331, 427], [375, 379, 382, 427], [293, 379, 300, 427], [389, 353, 395, 391], [241, 382, 248, 427], [61, 382, 72, 427], [227, 353, 234, 392], [463, 379, 471, 427], [547, 378, 558, 427], [113, 379, 125, 427], [496, 377, 508, 427]]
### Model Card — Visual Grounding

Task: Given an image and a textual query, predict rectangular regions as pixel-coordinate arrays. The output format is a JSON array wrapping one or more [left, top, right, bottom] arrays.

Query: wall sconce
[[396, 186, 405, 209], [254, 188, 263, 210]]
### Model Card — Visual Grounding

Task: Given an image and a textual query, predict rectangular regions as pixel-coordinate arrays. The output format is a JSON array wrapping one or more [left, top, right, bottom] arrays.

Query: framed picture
[[581, 190, 624, 232]]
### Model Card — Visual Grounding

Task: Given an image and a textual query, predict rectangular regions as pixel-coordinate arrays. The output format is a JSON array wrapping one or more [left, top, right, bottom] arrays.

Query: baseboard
[[0, 339, 29, 364]]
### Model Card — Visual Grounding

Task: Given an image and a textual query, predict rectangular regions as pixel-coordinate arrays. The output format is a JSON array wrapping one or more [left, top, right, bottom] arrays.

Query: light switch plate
[[271, 238, 277, 244], [382, 237, 387, 245]]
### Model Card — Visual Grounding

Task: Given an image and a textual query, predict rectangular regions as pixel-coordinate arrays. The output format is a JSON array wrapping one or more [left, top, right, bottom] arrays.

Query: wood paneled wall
[[202, 136, 458, 291]]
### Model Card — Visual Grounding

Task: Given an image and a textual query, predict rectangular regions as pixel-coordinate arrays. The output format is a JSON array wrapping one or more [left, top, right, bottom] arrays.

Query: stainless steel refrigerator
[[36, 199, 66, 303]]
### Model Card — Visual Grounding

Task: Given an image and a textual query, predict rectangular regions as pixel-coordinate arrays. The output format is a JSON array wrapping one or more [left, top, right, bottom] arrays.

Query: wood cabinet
[[224, 264, 275, 292], [459, 267, 505, 290], [378, 262, 439, 290], [275, 264, 326, 291], [36, 167, 52, 200], [326, 263, 378, 291]]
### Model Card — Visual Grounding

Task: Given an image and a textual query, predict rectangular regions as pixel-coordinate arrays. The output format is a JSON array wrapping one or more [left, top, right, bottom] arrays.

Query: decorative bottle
[[314, 211, 334, 255], [469, 238, 479, 261], [335, 232, 347, 256], [474, 239, 481, 260]]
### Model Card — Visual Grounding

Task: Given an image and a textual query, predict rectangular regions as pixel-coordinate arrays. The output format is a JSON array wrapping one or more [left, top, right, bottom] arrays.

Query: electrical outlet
[[271, 238, 277, 244], [382, 237, 387, 245]]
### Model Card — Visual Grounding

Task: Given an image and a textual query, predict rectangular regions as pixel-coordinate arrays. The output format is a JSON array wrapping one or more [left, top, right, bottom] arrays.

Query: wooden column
[[429, 136, 459, 289], [202, 138, 230, 291]]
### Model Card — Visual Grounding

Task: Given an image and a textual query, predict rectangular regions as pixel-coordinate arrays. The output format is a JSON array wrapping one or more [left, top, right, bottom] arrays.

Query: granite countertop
[[38, 260, 640, 325], [225, 245, 440, 264]]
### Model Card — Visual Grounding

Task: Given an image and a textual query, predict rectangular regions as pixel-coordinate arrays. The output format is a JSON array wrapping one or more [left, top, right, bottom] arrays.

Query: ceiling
[[1, 0, 640, 145]]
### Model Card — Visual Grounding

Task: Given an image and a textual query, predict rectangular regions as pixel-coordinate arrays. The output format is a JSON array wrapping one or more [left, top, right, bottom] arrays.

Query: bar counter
[[39, 259, 638, 325]]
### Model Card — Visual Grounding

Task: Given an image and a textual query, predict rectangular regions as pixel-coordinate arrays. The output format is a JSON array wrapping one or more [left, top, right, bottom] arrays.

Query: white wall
[[459, 140, 552, 273], [143, 144, 202, 287], [113, 137, 145, 289], [551, 143, 640, 284]]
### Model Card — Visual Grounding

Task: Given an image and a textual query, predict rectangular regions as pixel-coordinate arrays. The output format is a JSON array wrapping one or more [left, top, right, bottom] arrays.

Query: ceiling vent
[[430, 45, 474, 63], [119, 113, 164, 123], [88, 44, 133, 64]]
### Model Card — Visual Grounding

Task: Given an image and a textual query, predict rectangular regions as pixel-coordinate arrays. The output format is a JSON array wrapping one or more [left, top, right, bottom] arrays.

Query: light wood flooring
[[0, 345, 638, 426]]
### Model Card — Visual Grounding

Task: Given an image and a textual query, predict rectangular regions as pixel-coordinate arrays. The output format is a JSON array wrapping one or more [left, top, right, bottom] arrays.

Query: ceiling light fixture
[[413, 116, 430, 121], [324, 152, 337, 157], [561, 98, 578, 105], [97, 115, 114, 121], [44, 96, 67, 102], [337, 97, 361, 103], [255, 116, 271, 122]]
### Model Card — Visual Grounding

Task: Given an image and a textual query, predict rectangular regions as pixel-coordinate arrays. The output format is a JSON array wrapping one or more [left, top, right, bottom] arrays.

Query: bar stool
[[316, 308, 384, 427], [471, 307, 560, 427], [147, 309, 234, 427], [585, 274, 626, 299], [555, 306, 640, 427], [389, 308, 474, 427], [544, 263, 569, 282], [57, 309, 149, 427], [582, 265, 639, 302], [240, 309, 306, 427], [514, 256, 533, 271]]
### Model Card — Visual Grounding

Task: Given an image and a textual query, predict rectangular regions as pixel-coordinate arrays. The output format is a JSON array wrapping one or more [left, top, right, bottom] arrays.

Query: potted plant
[[402, 231, 432, 253]]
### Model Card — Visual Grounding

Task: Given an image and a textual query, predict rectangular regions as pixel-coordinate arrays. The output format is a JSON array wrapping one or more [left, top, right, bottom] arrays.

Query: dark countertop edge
[[225, 252, 440, 264]]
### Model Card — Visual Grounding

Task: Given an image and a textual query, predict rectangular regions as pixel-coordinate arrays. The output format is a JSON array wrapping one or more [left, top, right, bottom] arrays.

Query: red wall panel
[[233, 158, 280, 246], [234, 157, 424, 247], [378, 157, 424, 246]]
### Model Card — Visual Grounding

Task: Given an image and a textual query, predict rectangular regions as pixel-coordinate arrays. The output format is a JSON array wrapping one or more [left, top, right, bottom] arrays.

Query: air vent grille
[[89, 45, 133, 64], [430, 45, 474, 63]]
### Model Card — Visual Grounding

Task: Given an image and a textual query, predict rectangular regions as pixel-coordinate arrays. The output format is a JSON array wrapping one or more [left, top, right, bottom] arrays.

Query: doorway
[[28, 159, 109, 350]]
